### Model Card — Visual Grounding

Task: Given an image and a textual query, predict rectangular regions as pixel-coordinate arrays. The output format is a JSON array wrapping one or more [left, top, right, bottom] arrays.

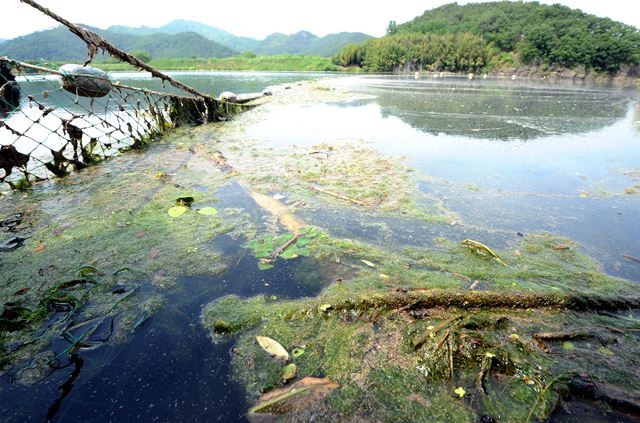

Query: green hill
[[257, 31, 315, 55], [0, 25, 237, 62], [310, 32, 372, 57], [109, 20, 261, 53], [335, 2, 640, 74], [108, 20, 372, 57]]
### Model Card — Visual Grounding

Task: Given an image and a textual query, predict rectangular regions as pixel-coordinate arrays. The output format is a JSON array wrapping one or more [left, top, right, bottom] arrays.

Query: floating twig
[[309, 185, 369, 207], [623, 254, 640, 264], [268, 233, 303, 260]]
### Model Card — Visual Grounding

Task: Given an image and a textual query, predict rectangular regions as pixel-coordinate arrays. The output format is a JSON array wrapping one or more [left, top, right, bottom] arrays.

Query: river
[[0, 71, 638, 422]]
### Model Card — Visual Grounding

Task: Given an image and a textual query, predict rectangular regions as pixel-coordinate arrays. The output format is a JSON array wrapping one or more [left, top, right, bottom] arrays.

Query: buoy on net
[[59, 64, 112, 98]]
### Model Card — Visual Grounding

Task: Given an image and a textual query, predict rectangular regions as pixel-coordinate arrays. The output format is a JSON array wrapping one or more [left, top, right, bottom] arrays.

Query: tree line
[[334, 33, 491, 72], [334, 2, 640, 74]]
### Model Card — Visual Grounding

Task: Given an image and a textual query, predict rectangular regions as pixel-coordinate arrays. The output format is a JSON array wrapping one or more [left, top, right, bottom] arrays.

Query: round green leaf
[[168, 206, 188, 218], [281, 363, 297, 381], [197, 207, 218, 216]]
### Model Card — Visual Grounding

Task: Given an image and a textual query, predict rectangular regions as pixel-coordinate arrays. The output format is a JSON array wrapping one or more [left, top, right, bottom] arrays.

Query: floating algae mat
[[0, 125, 259, 385], [204, 231, 640, 422], [1, 78, 639, 422], [199, 80, 640, 422]]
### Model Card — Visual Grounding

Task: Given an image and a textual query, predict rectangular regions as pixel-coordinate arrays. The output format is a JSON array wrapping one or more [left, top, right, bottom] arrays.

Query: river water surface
[[1, 72, 638, 422]]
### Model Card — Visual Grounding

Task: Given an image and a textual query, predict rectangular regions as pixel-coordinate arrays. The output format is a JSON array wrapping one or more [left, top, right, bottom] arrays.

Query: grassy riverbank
[[83, 54, 347, 72]]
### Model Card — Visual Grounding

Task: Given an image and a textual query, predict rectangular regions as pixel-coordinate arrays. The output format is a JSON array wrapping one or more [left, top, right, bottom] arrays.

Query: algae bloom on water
[[1, 74, 639, 422], [203, 230, 640, 422]]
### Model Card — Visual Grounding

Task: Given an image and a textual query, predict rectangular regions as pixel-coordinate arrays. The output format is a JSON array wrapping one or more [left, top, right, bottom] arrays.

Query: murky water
[[247, 75, 640, 281], [1, 73, 639, 422]]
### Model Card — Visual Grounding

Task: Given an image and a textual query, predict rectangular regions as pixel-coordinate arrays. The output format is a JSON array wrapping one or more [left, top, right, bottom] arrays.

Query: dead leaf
[[460, 239, 508, 267], [360, 259, 376, 268], [32, 241, 46, 253], [248, 377, 339, 416], [13, 287, 31, 296], [149, 248, 161, 260], [256, 336, 289, 361]]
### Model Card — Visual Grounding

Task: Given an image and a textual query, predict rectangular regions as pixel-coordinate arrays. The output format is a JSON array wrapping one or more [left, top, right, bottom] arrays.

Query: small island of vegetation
[[334, 2, 640, 76]]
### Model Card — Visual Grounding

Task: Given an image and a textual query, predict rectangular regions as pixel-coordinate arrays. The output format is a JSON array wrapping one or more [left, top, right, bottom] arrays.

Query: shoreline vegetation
[[13, 2, 640, 87], [33, 55, 639, 88]]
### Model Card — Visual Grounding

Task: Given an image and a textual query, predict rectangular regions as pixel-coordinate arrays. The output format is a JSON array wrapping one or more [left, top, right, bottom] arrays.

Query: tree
[[129, 50, 151, 63], [386, 20, 398, 36]]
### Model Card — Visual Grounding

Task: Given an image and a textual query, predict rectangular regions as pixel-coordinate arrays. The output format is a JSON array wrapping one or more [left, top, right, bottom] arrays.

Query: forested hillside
[[0, 25, 236, 61], [334, 2, 640, 73], [109, 21, 371, 57]]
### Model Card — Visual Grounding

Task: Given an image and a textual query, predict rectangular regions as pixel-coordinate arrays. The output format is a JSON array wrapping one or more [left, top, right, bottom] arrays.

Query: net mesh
[[0, 57, 247, 189]]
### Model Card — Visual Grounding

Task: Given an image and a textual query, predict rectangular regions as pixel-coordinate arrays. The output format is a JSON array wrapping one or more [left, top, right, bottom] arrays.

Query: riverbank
[[75, 55, 347, 72], [36, 56, 638, 88]]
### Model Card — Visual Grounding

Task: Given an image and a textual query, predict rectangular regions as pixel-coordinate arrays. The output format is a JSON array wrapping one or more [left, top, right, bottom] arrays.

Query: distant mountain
[[0, 39, 6, 44], [305, 32, 372, 57], [0, 25, 236, 61], [257, 31, 315, 55], [109, 19, 260, 53], [108, 20, 372, 56]]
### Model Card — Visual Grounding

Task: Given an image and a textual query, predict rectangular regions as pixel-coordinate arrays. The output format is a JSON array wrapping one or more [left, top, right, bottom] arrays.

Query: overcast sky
[[2, 0, 639, 40]]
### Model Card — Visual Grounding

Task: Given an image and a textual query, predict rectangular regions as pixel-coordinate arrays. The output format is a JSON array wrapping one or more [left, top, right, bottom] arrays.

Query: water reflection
[[336, 76, 632, 140], [108, 70, 327, 97]]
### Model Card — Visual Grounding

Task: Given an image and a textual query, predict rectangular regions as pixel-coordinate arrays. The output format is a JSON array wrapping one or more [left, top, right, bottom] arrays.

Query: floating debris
[[281, 363, 297, 381], [460, 239, 508, 267], [256, 336, 289, 361], [59, 64, 112, 98], [247, 377, 339, 417], [167, 206, 188, 218], [196, 207, 218, 216]]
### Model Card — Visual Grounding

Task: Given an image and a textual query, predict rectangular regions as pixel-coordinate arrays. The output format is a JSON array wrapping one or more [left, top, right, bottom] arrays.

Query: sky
[[2, 0, 639, 41]]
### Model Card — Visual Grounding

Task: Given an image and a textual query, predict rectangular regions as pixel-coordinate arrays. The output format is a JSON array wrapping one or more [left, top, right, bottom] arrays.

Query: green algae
[[246, 226, 320, 270], [205, 290, 639, 421], [203, 229, 640, 422], [0, 126, 261, 382], [197, 123, 458, 223]]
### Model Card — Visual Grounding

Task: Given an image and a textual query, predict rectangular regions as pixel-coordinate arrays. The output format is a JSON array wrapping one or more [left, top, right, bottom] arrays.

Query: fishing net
[[0, 57, 248, 190]]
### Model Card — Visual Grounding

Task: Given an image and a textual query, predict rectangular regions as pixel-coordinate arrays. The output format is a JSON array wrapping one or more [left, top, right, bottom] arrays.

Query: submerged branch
[[324, 289, 640, 315], [309, 186, 369, 207], [268, 233, 303, 260]]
